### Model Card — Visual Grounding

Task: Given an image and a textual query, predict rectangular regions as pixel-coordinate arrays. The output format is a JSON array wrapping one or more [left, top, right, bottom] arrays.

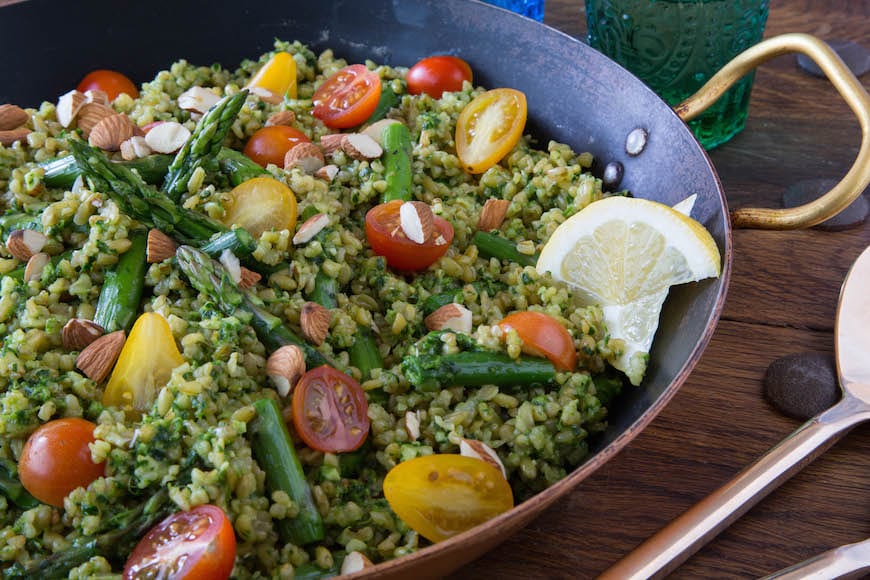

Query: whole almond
[[283, 142, 324, 174], [266, 345, 306, 397], [89, 113, 137, 151], [146, 229, 177, 263], [300, 301, 330, 346], [399, 201, 434, 244], [0, 128, 31, 147], [23, 252, 49, 282], [477, 198, 511, 231], [319, 133, 346, 155], [460, 438, 507, 479], [292, 213, 330, 245], [265, 110, 296, 127], [6, 229, 47, 261], [76, 330, 125, 383], [56, 90, 87, 128], [0, 104, 28, 131], [424, 303, 473, 333], [238, 267, 262, 289], [62, 318, 105, 350], [76, 102, 115, 136], [342, 133, 383, 160]]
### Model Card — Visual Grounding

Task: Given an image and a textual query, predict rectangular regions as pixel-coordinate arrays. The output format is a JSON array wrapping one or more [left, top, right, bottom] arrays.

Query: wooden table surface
[[459, 1, 870, 578]]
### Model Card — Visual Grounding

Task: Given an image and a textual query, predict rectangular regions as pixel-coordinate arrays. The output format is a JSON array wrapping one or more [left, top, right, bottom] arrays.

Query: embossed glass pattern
[[481, 0, 545, 21], [586, 0, 770, 149]]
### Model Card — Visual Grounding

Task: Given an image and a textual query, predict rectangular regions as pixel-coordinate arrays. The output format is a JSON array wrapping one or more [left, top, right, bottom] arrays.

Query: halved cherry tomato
[[498, 311, 577, 371], [124, 504, 236, 580], [222, 177, 298, 237], [365, 200, 454, 271], [455, 88, 527, 174], [243, 125, 310, 168], [312, 64, 382, 129], [292, 366, 369, 454], [18, 418, 105, 507], [77, 69, 139, 101], [246, 51, 298, 99], [383, 454, 513, 543], [104, 312, 184, 414], [406, 56, 473, 99]]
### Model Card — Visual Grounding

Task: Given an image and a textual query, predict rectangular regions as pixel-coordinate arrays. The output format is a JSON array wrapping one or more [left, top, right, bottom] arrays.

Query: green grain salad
[[0, 41, 630, 578]]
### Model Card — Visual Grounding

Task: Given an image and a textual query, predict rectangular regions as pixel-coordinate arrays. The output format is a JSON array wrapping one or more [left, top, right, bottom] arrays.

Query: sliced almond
[[0, 104, 28, 131], [177, 86, 221, 114], [120, 135, 152, 160], [266, 344, 306, 397], [84, 89, 110, 106], [424, 303, 473, 333], [144, 120, 191, 154], [0, 127, 31, 147], [56, 90, 87, 128], [238, 267, 262, 289], [76, 102, 115, 136], [319, 133, 346, 155], [219, 249, 242, 283], [404, 410, 421, 441], [399, 201, 434, 244], [248, 86, 283, 105], [89, 113, 137, 151], [146, 229, 177, 263], [23, 252, 49, 282], [460, 438, 507, 479], [360, 118, 402, 146], [6, 229, 47, 261], [283, 142, 324, 174], [265, 110, 296, 127], [62, 318, 105, 350], [314, 164, 339, 182], [340, 551, 374, 575], [292, 213, 330, 245], [76, 330, 125, 383], [342, 133, 383, 160], [300, 301, 330, 346], [477, 199, 511, 231]]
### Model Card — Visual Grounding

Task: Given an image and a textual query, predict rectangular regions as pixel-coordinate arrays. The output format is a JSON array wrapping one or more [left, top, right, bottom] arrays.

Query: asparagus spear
[[0, 459, 38, 510], [381, 122, 412, 203], [40, 154, 172, 190], [310, 270, 339, 309], [163, 90, 249, 200], [472, 230, 538, 267], [174, 245, 331, 368], [94, 228, 147, 333], [402, 351, 555, 392], [251, 398, 325, 546], [216, 147, 269, 186], [349, 327, 382, 381]]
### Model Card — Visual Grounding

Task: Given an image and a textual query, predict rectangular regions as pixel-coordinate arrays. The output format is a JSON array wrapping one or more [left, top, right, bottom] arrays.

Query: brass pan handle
[[674, 33, 870, 230]]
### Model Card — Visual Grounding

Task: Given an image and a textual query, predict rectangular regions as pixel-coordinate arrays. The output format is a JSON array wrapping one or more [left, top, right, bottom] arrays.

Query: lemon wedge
[[536, 196, 721, 385]]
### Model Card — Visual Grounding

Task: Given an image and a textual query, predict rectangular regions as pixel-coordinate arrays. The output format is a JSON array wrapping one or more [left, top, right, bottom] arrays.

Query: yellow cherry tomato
[[221, 177, 298, 237], [383, 454, 513, 543], [103, 312, 184, 414], [246, 51, 297, 99], [455, 88, 527, 174]]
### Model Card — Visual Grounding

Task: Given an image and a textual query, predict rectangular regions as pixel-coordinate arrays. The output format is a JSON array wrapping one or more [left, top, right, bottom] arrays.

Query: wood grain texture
[[455, 1, 870, 578]]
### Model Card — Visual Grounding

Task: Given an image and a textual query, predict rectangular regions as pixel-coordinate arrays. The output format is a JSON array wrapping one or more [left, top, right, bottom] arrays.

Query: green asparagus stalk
[[174, 245, 331, 368], [40, 154, 173, 190], [216, 147, 269, 186], [163, 90, 249, 200], [251, 398, 325, 546], [348, 327, 382, 381], [310, 270, 339, 309], [0, 459, 38, 510], [472, 230, 538, 268], [198, 228, 257, 258], [402, 351, 555, 392], [93, 229, 147, 333], [381, 122, 412, 203]]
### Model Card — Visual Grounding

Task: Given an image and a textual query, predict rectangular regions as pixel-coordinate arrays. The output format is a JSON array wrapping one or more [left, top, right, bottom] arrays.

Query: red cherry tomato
[[312, 64, 382, 129], [498, 311, 577, 371], [406, 56, 473, 99], [18, 418, 105, 507], [243, 125, 311, 168], [77, 69, 139, 101], [292, 366, 370, 454], [124, 504, 236, 580], [365, 200, 454, 271]]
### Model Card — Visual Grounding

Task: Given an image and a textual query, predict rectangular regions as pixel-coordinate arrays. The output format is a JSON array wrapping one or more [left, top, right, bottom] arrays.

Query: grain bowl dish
[[0, 40, 717, 578]]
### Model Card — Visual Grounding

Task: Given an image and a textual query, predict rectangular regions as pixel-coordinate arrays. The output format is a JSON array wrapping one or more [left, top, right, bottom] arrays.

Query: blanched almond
[[265, 110, 296, 127], [23, 252, 49, 282], [177, 86, 221, 114], [360, 118, 402, 146], [477, 199, 511, 231], [283, 142, 324, 174], [460, 438, 507, 479], [120, 135, 152, 160], [404, 410, 421, 441], [56, 90, 87, 128], [424, 303, 473, 333], [238, 267, 261, 289], [266, 345, 306, 397], [76, 330, 125, 383], [314, 164, 339, 182], [76, 102, 115, 136], [319, 133, 346, 155], [6, 229, 47, 261], [292, 213, 330, 245], [0, 104, 28, 131], [89, 113, 137, 151], [399, 201, 434, 244], [300, 301, 330, 346], [146, 229, 177, 263], [62, 318, 105, 350], [219, 249, 242, 283], [0, 128, 30, 146], [144, 120, 190, 154], [249, 86, 283, 104], [340, 551, 374, 575], [342, 133, 383, 160]]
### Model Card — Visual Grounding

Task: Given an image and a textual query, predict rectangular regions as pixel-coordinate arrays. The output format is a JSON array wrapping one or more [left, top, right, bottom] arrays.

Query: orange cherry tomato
[[406, 56, 473, 99], [455, 88, 527, 174], [365, 200, 454, 271], [312, 64, 382, 129], [383, 454, 513, 543], [124, 504, 236, 580], [243, 125, 311, 168], [77, 69, 139, 101], [18, 418, 105, 507], [246, 51, 298, 99], [292, 366, 370, 454], [498, 311, 577, 371]]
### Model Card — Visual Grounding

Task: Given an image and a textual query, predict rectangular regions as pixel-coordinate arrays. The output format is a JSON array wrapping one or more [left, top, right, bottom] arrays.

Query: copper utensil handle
[[760, 537, 870, 580], [675, 33, 870, 230], [599, 395, 870, 580]]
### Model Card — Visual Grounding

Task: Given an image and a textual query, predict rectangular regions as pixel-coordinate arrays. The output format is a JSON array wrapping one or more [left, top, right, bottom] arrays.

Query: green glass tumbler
[[586, 0, 769, 149]]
